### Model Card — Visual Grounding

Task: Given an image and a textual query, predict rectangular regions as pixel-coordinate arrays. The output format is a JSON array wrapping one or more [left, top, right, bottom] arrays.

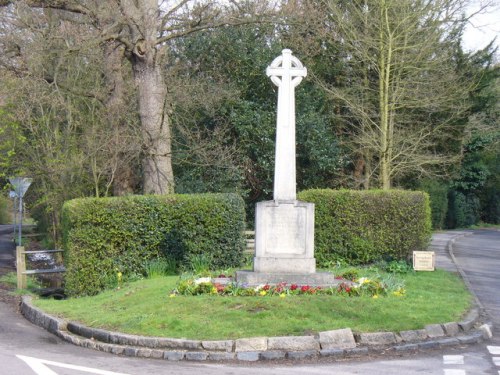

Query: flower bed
[[170, 274, 406, 298]]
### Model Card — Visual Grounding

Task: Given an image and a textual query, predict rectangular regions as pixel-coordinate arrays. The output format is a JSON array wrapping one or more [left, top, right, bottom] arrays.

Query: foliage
[[187, 254, 211, 275], [418, 179, 449, 229], [0, 195, 9, 224], [145, 258, 178, 279], [446, 191, 481, 228], [288, 0, 474, 189], [384, 260, 414, 274], [298, 189, 431, 266], [62, 193, 246, 296], [170, 24, 344, 218]]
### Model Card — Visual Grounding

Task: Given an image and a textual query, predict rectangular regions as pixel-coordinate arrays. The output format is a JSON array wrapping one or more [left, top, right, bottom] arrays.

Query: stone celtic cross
[[266, 49, 307, 201]]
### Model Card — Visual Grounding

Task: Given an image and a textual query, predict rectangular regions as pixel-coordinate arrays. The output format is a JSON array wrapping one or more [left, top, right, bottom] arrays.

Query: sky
[[463, 0, 500, 53]]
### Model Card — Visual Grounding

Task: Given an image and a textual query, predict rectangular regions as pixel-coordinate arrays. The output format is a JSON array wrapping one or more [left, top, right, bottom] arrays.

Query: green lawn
[[32, 269, 471, 340]]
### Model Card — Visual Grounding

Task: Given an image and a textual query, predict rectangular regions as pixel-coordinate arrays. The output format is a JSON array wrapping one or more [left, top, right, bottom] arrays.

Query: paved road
[[0, 227, 499, 374]]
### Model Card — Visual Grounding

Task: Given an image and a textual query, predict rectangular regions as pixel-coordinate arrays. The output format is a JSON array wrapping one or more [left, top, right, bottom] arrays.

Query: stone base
[[253, 257, 316, 274], [235, 270, 339, 287], [254, 200, 315, 273]]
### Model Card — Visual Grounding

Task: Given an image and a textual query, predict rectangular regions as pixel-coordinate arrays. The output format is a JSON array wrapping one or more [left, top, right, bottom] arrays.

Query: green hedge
[[417, 179, 448, 230], [62, 193, 246, 296], [297, 189, 431, 266]]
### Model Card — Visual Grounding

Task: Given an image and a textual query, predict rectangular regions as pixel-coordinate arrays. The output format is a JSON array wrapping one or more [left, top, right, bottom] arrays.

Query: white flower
[[194, 277, 211, 285], [254, 284, 266, 292]]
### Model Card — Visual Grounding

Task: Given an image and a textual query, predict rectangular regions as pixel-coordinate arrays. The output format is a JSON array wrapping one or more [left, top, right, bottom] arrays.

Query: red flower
[[263, 284, 271, 291], [214, 283, 225, 293], [290, 284, 298, 290], [301, 285, 311, 292]]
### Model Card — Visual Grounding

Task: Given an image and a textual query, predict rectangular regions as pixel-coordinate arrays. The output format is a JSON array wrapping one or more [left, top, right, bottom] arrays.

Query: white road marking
[[493, 357, 500, 366], [443, 355, 464, 365], [16, 355, 130, 375], [443, 369, 466, 375], [443, 370, 466, 375], [488, 346, 500, 355]]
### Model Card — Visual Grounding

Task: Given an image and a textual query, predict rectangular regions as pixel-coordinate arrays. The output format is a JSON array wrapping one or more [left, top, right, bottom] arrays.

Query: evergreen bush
[[297, 189, 431, 266], [0, 196, 9, 224], [418, 179, 448, 229], [62, 193, 246, 296], [446, 191, 481, 228]]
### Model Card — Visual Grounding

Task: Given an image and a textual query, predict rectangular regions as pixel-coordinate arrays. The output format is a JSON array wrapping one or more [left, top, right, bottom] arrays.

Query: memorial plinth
[[235, 50, 337, 287], [253, 200, 315, 274]]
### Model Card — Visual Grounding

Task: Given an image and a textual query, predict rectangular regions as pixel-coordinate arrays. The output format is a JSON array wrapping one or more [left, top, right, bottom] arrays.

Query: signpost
[[9, 177, 32, 245]]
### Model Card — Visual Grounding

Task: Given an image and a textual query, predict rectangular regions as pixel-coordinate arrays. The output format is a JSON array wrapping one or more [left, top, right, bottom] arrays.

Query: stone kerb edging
[[20, 295, 492, 362]]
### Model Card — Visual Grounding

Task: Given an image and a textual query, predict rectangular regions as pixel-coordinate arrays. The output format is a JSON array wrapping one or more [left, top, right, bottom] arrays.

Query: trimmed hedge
[[62, 193, 246, 296], [297, 189, 432, 266]]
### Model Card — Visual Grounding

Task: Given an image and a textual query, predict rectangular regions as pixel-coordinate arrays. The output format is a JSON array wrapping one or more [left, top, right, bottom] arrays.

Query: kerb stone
[[163, 351, 185, 361], [185, 352, 208, 361], [425, 324, 445, 338], [236, 352, 260, 361], [260, 351, 286, 360], [267, 335, 320, 351], [202, 340, 233, 352], [208, 352, 236, 361], [319, 328, 356, 349], [399, 329, 428, 342], [157, 338, 201, 350], [356, 332, 398, 346], [442, 322, 460, 336], [235, 337, 267, 352]]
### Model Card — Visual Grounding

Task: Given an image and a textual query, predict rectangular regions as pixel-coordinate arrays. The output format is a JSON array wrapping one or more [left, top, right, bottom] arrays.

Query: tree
[[0, 0, 275, 194], [168, 24, 345, 211], [286, 0, 477, 189], [0, 10, 145, 241]]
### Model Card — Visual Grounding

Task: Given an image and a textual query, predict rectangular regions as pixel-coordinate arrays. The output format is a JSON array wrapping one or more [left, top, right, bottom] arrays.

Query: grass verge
[[32, 269, 471, 340]]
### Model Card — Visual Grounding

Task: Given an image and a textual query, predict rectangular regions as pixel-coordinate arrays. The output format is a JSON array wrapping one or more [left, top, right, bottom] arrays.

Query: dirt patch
[[0, 281, 20, 310]]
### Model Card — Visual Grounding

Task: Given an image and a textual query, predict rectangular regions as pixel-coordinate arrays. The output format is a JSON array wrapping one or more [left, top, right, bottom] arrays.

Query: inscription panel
[[264, 204, 306, 255]]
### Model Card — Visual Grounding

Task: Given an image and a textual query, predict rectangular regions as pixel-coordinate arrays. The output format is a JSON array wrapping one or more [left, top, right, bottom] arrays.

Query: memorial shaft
[[266, 49, 307, 201]]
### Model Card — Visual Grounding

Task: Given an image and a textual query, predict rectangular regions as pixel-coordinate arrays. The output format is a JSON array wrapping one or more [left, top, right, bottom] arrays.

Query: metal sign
[[8, 176, 32, 245], [9, 177, 32, 198]]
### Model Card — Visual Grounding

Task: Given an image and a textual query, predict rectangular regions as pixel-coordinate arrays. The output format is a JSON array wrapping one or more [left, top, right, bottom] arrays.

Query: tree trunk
[[378, 0, 392, 190], [103, 41, 137, 196], [132, 52, 174, 195]]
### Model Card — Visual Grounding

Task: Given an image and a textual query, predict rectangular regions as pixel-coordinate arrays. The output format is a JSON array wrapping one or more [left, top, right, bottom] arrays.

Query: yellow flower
[[259, 290, 267, 296], [372, 294, 379, 299], [117, 272, 122, 281], [169, 293, 176, 298], [279, 293, 286, 298], [393, 288, 406, 297], [211, 287, 218, 294]]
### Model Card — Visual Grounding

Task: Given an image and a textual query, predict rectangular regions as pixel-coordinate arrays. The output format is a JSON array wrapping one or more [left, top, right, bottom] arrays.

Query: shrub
[[418, 179, 448, 229], [0, 196, 9, 224], [62, 193, 246, 296], [297, 189, 431, 266], [446, 191, 481, 228]]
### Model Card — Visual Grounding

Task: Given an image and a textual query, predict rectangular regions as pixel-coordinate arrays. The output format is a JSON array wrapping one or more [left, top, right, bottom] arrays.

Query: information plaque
[[413, 251, 435, 271]]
